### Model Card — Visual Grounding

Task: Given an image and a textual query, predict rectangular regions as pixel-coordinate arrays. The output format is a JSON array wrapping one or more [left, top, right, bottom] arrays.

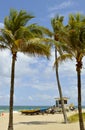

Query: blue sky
[[0, 0, 85, 106]]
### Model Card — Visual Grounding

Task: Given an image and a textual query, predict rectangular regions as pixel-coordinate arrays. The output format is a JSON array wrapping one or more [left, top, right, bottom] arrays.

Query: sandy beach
[[0, 110, 85, 130]]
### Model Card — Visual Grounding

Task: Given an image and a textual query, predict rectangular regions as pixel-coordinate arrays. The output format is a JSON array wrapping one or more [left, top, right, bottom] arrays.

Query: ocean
[[0, 105, 85, 114], [0, 105, 50, 114]]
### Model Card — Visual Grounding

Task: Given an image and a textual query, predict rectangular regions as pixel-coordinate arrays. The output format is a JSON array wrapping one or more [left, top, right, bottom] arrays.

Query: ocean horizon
[[0, 105, 51, 113], [0, 105, 85, 114]]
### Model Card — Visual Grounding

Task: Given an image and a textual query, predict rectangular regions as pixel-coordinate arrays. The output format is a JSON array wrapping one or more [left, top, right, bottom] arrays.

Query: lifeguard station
[[54, 97, 75, 112], [55, 97, 69, 107]]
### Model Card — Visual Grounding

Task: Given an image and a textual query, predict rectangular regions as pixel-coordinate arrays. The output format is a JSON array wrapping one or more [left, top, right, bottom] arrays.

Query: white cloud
[[15, 53, 38, 78], [0, 48, 85, 106], [48, 1, 78, 21], [34, 94, 53, 100], [0, 23, 4, 28], [28, 96, 33, 101], [31, 82, 57, 91], [0, 50, 11, 82], [31, 94, 55, 105], [49, 1, 74, 11], [59, 59, 76, 77], [0, 94, 9, 105]]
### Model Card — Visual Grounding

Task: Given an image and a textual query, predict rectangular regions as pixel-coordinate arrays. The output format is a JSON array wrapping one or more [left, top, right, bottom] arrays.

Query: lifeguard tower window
[[59, 100, 67, 104], [56, 101, 58, 106]]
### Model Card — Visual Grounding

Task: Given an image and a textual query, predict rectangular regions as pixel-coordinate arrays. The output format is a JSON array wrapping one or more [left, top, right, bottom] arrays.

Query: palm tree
[[51, 15, 68, 123], [60, 13, 85, 130], [0, 9, 51, 130]]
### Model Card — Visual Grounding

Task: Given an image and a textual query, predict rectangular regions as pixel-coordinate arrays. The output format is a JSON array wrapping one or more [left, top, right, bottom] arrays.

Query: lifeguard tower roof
[[55, 97, 69, 101], [54, 97, 69, 107]]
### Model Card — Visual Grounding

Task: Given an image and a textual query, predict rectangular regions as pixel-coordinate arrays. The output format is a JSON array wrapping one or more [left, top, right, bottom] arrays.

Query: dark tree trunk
[[76, 61, 84, 130], [55, 48, 68, 123], [8, 53, 16, 130]]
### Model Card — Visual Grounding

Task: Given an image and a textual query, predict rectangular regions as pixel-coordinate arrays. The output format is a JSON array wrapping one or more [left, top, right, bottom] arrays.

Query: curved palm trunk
[[8, 53, 16, 130], [76, 61, 84, 130], [55, 48, 68, 123]]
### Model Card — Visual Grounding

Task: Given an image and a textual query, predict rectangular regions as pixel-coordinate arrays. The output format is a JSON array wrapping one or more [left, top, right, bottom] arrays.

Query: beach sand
[[0, 111, 85, 130]]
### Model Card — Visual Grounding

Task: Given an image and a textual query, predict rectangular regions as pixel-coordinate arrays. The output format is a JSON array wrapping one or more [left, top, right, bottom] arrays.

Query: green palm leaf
[[54, 54, 73, 67]]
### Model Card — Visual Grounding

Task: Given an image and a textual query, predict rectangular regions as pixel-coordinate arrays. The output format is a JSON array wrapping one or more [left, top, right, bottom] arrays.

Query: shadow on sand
[[14, 121, 59, 125]]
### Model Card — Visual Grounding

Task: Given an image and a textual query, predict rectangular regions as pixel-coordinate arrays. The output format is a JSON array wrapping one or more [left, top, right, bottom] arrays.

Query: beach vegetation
[[68, 112, 85, 123]]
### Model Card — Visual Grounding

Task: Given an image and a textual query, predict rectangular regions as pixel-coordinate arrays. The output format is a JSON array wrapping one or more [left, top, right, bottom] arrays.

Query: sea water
[[0, 105, 85, 114], [0, 105, 50, 114]]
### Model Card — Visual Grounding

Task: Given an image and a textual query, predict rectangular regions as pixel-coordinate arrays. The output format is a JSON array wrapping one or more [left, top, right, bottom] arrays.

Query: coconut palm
[[60, 13, 85, 130], [0, 9, 51, 130], [51, 15, 68, 123]]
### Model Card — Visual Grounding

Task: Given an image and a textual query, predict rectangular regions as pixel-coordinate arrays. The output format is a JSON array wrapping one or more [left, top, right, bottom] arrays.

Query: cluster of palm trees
[[0, 9, 85, 130]]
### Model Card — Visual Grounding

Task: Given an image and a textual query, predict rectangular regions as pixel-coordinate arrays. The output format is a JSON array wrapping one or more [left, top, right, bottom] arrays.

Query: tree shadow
[[14, 121, 58, 125]]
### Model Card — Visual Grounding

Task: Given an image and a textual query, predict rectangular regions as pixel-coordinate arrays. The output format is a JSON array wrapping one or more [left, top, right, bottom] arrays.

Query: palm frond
[[25, 37, 57, 48], [20, 40, 51, 59], [0, 29, 14, 48], [14, 26, 34, 40], [0, 44, 7, 50], [0, 9, 52, 59], [54, 53, 73, 67], [27, 24, 53, 37], [0, 35, 7, 43], [51, 15, 64, 32], [4, 9, 34, 33], [36, 26, 53, 37], [1, 29, 14, 40]]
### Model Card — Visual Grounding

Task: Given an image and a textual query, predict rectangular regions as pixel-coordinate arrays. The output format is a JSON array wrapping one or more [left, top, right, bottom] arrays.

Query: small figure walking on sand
[[1, 112, 4, 116]]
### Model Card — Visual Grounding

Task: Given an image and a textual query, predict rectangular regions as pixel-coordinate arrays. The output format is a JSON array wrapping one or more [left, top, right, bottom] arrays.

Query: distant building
[[55, 97, 69, 107]]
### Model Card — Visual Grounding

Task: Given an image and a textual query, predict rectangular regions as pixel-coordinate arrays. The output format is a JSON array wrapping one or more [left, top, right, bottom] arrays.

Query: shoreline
[[0, 110, 85, 130]]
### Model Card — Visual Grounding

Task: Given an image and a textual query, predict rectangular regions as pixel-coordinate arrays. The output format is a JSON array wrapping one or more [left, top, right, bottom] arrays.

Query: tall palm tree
[[51, 15, 68, 123], [0, 9, 51, 130], [60, 13, 85, 130]]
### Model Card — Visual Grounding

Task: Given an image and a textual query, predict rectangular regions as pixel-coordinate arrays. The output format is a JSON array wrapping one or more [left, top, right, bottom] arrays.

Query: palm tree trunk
[[8, 53, 16, 130], [76, 61, 84, 130], [55, 48, 68, 123]]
